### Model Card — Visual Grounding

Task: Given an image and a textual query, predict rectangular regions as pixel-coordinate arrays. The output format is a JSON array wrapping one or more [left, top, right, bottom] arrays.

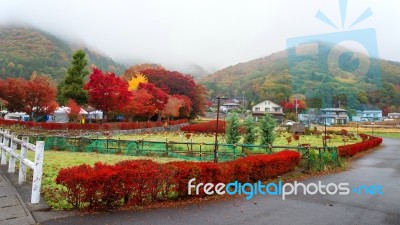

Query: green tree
[[225, 112, 240, 144], [59, 50, 89, 105], [243, 116, 257, 144], [259, 114, 276, 146]]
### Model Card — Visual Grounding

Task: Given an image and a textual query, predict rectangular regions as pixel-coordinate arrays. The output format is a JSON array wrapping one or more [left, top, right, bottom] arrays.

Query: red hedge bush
[[0, 118, 187, 131], [56, 150, 300, 210], [338, 133, 382, 157], [181, 120, 226, 133]]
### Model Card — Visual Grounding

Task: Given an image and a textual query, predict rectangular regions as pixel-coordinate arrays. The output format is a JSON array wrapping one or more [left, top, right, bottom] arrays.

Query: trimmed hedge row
[[56, 150, 300, 210], [338, 133, 383, 157], [0, 119, 188, 131], [181, 120, 226, 133]]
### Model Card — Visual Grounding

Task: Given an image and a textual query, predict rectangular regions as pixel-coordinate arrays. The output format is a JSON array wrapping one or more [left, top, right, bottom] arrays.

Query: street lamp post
[[371, 122, 375, 136], [324, 117, 327, 148], [214, 97, 227, 163]]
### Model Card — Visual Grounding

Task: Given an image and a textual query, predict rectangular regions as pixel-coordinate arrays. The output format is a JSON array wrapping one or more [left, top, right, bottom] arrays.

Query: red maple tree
[[282, 99, 306, 113], [138, 83, 168, 120], [84, 68, 132, 122], [140, 68, 205, 118], [122, 88, 157, 121], [0, 75, 58, 120]]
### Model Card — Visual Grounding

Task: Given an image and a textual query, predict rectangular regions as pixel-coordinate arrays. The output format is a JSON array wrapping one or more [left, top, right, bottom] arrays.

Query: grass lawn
[[104, 132, 360, 147]]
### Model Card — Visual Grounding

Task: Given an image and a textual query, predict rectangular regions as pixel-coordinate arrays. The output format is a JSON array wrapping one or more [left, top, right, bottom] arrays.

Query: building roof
[[253, 100, 281, 107], [222, 103, 241, 106], [252, 111, 285, 116], [320, 108, 347, 112]]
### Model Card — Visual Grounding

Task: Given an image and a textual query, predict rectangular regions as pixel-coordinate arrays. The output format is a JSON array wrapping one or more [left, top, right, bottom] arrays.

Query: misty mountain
[[0, 26, 125, 81], [200, 43, 400, 112]]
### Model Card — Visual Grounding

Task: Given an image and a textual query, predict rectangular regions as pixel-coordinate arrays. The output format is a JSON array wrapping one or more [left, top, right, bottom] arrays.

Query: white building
[[252, 100, 284, 122], [352, 109, 383, 122]]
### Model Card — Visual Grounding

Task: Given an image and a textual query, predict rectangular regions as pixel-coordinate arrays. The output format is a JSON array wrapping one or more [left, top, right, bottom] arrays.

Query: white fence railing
[[0, 129, 44, 204]]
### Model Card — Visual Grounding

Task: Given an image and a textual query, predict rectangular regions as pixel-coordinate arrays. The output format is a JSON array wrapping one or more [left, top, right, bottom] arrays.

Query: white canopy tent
[[52, 106, 88, 123]]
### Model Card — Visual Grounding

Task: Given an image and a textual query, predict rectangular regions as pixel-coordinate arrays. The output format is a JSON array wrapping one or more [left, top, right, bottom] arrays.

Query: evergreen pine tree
[[243, 116, 257, 144], [59, 50, 89, 105], [225, 112, 240, 144], [259, 114, 276, 145]]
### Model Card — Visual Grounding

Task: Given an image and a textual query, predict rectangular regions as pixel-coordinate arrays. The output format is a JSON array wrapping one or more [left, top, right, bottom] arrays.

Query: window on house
[[255, 107, 260, 111], [265, 108, 270, 112]]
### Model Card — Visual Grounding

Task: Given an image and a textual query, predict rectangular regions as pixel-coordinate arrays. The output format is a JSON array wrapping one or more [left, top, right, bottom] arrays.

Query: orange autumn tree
[[122, 88, 157, 121], [161, 95, 192, 120], [0, 75, 58, 121], [66, 99, 81, 122]]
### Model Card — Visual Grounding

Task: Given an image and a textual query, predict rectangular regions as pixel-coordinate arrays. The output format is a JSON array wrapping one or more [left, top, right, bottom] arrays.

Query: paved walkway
[[0, 171, 36, 225]]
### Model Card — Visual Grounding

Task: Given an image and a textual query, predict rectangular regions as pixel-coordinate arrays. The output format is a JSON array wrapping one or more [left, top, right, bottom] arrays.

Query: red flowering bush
[[338, 134, 382, 157], [56, 150, 300, 210], [0, 119, 187, 131], [181, 120, 226, 133]]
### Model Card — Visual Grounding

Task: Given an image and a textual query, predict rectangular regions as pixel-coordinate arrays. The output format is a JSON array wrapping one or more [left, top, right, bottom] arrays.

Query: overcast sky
[[0, 0, 399, 71]]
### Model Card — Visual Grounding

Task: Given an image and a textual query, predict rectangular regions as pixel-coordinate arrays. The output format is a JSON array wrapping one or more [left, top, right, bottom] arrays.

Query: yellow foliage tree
[[128, 73, 148, 91]]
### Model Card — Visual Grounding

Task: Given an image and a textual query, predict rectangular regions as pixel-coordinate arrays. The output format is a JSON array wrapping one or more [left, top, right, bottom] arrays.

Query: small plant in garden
[[259, 114, 276, 146], [225, 112, 240, 144], [286, 136, 292, 144], [314, 130, 322, 137], [243, 116, 257, 144]]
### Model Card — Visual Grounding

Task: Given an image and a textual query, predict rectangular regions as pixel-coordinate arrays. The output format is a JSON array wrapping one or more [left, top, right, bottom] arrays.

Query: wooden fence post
[[31, 141, 44, 204], [0, 129, 6, 165], [19, 136, 29, 184], [8, 132, 18, 173], [1, 130, 10, 165]]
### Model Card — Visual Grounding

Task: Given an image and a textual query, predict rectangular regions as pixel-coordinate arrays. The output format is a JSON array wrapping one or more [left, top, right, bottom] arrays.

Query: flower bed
[[338, 133, 383, 157], [56, 150, 300, 210], [181, 120, 226, 133], [0, 119, 188, 131]]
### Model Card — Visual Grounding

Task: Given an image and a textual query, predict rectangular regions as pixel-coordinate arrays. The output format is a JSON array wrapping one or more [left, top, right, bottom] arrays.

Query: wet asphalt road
[[41, 138, 400, 225]]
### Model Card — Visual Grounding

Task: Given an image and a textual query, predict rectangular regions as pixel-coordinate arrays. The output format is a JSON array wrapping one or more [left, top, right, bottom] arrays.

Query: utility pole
[[295, 97, 298, 119], [214, 97, 227, 163]]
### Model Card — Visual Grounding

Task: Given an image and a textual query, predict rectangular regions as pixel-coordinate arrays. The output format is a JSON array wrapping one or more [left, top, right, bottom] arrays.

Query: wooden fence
[[0, 129, 44, 204]]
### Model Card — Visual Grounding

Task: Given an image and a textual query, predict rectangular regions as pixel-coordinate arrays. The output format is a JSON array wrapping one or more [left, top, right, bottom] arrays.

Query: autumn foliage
[[181, 120, 226, 133], [56, 150, 300, 210], [0, 118, 188, 130], [281, 99, 306, 113], [66, 99, 81, 122], [84, 68, 132, 121], [140, 68, 206, 118], [0, 75, 58, 120]]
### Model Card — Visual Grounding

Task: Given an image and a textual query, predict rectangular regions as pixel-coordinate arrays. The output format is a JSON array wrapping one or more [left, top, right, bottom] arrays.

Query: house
[[221, 102, 241, 111], [353, 109, 383, 122], [252, 100, 285, 123], [319, 108, 348, 125], [298, 108, 319, 123], [388, 113, 400, 119]]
